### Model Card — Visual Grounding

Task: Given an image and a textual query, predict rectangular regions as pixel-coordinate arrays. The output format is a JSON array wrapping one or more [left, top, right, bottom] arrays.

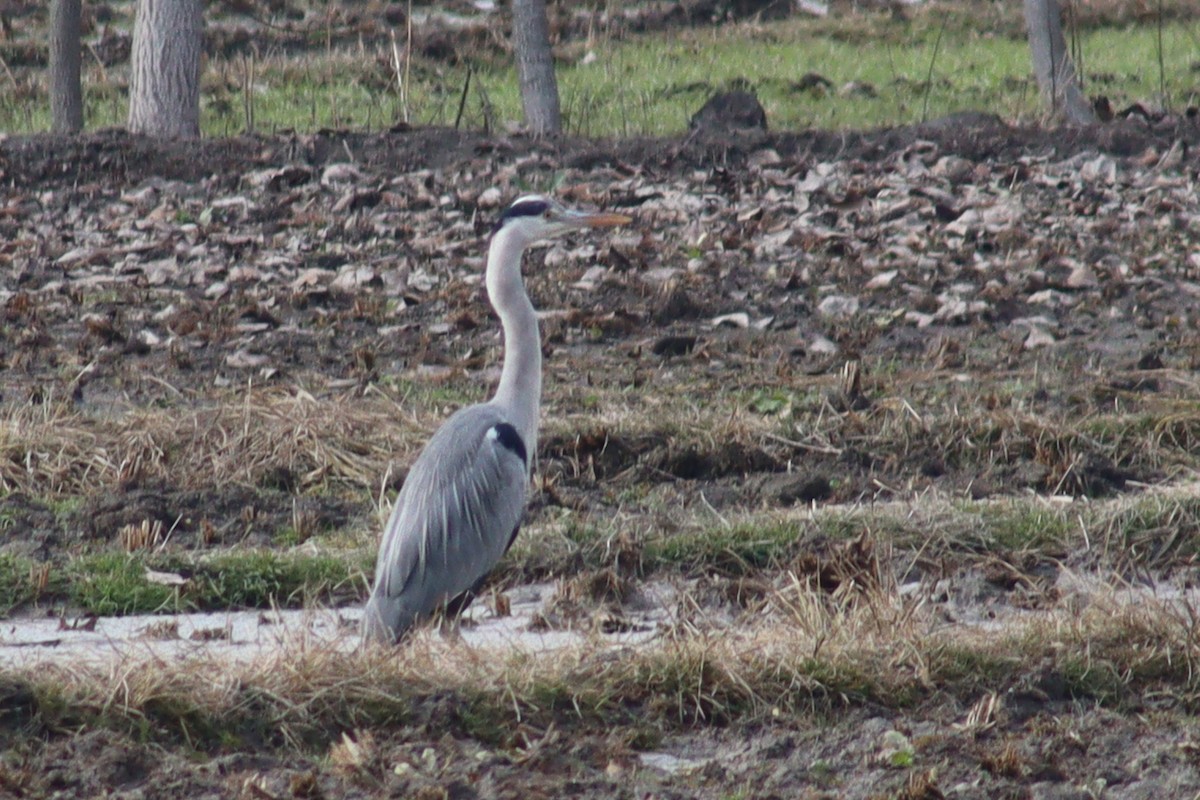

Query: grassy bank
[[2, 482, 1199, 618], [0, 3, 1196, 135]]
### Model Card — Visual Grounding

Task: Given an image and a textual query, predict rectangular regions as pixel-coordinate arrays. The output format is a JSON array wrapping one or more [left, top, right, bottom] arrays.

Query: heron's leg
[[442, 586, 479, 619], [502, 523, 521, 556]]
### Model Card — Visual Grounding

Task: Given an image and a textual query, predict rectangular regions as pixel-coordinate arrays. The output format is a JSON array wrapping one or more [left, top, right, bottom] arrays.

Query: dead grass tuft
[[979, 740, 1025, 778], [118, 519, 164, 552], [0, 389, 426, 497], [790, 531, 884, 595], [329, 729, 380, 777]]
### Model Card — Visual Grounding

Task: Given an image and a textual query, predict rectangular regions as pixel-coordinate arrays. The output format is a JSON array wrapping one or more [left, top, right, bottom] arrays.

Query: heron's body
[[362, 195, 630, 643]]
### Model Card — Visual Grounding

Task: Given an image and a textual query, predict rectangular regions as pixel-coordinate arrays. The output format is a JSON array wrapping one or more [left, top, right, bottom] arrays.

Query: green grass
[[0, 549, 370, 618], [644, 521, 803, 574], [0, 442, 1196, 622], [974, 505, 1073, 552], [503, 488, 1200, 588], [501, 17, 1197, 134], [1, 11, 1196, 136]]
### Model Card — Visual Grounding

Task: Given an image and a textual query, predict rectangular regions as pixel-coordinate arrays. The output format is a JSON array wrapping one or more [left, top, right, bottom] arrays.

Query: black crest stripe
[[491, 198, 549, 235], [503, 199, 549, 219], [490, 422, 528, 466]]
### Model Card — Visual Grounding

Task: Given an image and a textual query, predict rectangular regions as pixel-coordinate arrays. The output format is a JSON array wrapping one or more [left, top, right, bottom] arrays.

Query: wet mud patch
[[531, 567, 650, 634], [0, 483, 362, 559], [542, 428, 782, 485]]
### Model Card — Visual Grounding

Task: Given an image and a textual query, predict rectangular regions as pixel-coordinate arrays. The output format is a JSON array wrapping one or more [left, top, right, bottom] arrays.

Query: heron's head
[[491, 194, 631, 246]]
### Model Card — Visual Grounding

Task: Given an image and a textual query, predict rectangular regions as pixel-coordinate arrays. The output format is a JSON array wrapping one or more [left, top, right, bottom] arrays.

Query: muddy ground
[[2, 112, 1200, 798]]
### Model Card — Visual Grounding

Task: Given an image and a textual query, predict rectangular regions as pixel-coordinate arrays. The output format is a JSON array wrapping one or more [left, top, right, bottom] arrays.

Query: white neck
[[486, 226, 542, 467]]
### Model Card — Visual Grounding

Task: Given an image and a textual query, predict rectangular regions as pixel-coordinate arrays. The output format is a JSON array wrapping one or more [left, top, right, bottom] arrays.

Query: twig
[[699, 491, 732, 530], [454, 65, 473, 130], [0, 51, 16, 88], [920, 13, 949, 124], [241, 50, 256, 134], [155, 513, 185, 553], [1067, 0, 1083, 94], [390, 30, 408, 124], [141, 372, 184, 398], [1156, 0, 1167, 109], [405, 0, 414, 123], [761, 431, 843, 456], [85, 42, 110, 86]]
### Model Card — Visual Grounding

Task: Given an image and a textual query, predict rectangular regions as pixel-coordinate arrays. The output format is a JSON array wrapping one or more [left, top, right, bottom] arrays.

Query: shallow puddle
[[0, 569, 1192, 670], [0, 582, 674, 668]]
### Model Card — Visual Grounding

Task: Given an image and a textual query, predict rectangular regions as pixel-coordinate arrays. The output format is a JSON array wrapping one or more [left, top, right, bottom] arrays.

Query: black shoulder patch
[[491, 197, 549, 234], [490, 422, 528, 465]]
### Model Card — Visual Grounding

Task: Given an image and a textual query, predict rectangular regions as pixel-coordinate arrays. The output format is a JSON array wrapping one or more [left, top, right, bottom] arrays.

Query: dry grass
[[4, 369, 1199, 510], [13, 565, 1200, 751], [0, 389, 428, 497]]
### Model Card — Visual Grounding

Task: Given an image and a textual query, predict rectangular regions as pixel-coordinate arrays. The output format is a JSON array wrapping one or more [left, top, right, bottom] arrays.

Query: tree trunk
[[49, 0, 83, 133], [512, 0, 561, 135], [1023, 0, 1097, 124], [128, 0, 203, 138]]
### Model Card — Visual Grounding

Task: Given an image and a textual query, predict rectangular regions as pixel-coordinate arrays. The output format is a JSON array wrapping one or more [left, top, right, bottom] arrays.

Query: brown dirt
[[4, 110, 1200, 796], [1, 704, 1198, 798]]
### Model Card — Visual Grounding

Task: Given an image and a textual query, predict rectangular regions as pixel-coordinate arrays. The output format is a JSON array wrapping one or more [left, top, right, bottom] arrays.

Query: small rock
[[792, 72, 833, 95], [1136, 350, 1164, 370], [817, 295, 859, 318], [932, 156, 974, 182], [905, 311, 935, 328], [332, 266, 379, 290], [865, 270, 898, 290], [1028, 289, 1073, 307], [1079, 154, 1117, 184], [642, 267, 681, 284], [651, 335, 697, 357], [771, 474, 832, 505], [1066, 264, 1098, 288], [689, 91, 768, 135], [226, 350, 270, 369], [1024, 327, 1056, 349], [320, 162, 365, 186], [747, 149, 781, 168], [332, 188, 382, 214], [477, 187, 503, 208], [808, 335, 838, 355], [934, 298, 988, 321], [1027, 782, 1091, 800], [711, 312, 750, 328], [573, 265, 608, 290], [839, 81, 877, 98]]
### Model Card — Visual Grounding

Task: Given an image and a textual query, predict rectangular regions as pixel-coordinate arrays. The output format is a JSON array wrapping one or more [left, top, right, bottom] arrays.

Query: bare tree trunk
[[128, 0, 203, 138], [1024, 0, 1097, 124], [512, 0, 561, 135], [49, 0, 83, 133]]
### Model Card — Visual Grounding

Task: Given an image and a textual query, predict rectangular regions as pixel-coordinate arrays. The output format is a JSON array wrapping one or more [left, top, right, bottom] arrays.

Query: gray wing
[[362, 403, 529, 641]]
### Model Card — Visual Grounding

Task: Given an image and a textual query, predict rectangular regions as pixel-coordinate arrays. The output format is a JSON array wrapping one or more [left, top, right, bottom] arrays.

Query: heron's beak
[[570, 210, 633, 228]]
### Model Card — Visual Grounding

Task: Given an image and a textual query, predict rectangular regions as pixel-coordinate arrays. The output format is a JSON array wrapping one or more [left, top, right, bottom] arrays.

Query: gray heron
[[362, 194, 631, 643]]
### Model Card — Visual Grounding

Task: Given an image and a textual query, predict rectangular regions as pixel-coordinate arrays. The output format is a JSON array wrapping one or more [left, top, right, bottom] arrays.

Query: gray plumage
[[362, 194, 631, 643], [361, 405, 526, 640]]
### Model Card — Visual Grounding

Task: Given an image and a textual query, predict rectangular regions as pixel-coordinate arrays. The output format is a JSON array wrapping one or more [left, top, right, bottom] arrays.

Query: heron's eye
[[542, 209, 553, 219]]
